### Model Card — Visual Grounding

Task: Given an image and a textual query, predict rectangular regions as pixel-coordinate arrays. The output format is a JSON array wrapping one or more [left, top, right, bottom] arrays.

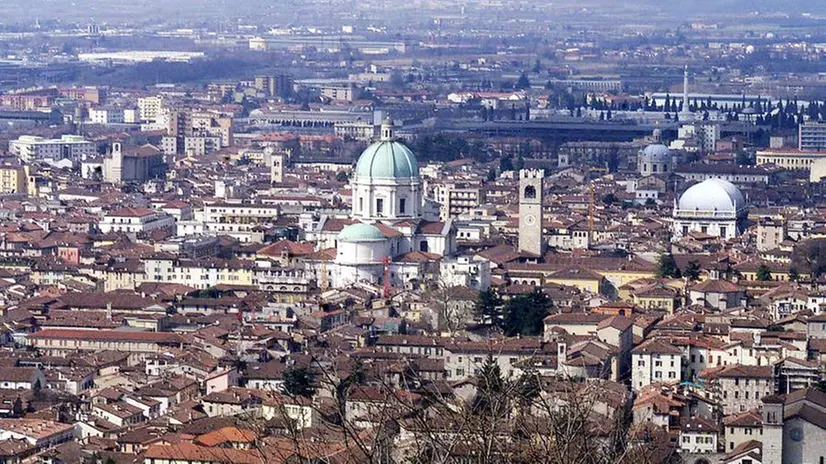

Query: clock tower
[[518, 169, 545, 256]]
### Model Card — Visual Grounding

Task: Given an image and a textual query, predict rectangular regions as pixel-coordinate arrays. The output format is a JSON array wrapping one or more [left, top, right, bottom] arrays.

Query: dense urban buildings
[[0, 1, 824, 463]]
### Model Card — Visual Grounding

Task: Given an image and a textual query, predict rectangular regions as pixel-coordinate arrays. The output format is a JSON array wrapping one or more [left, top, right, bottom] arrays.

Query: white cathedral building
[[672, 178, 747, 240], [304, 119, 459, 290]]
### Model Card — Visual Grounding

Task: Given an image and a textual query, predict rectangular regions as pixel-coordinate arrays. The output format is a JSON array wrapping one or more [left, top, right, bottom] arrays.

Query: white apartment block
[[98, 208, 175, 234], [88, 107, 125, 125], [439, 255, 491, 291], [201, 202, 281, 243], [9, 135, 97, 163], [138, 96, 164, 122], [631, 339, 683, 390]]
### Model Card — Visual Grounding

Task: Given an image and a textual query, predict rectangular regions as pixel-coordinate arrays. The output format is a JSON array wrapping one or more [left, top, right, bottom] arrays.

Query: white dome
[[640, 144, 671, 163], [678, 179, 745, 213]]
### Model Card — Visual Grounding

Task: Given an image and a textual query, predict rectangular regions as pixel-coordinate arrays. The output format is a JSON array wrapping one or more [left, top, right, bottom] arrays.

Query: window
[[524, 185, 536, 199], [376, 198, 384, 215], [359, 197, 363, 212], [399, 198, 406, 214]]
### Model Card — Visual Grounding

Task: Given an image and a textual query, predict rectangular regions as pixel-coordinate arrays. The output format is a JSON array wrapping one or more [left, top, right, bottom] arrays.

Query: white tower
[[518, 169, 545, 256], [269, 148, 285, 184], [679, 66, 695, 123], [761, 397, 784, 464]]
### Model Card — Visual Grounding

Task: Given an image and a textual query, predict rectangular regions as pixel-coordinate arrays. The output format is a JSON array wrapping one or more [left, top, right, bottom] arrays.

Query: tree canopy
[[283, 366, 318, 398], [503, 288, 552, 336], [656, 253, 680, 279]]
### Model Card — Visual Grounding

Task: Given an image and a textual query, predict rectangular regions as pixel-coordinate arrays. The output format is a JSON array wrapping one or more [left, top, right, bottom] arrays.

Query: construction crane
[[372, 256, 392, 299]]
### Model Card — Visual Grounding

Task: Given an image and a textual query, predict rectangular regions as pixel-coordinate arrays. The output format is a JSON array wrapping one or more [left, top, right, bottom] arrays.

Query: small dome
[[678, 179, 745, 212], [338, 223, 386, 242], [640, 144, 671, 163], [355, 140, 419, 180]]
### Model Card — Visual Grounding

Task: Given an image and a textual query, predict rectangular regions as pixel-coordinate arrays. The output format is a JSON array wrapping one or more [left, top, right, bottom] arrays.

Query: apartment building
[[9, 135, 96, 163], [27, 329, 184, 359], [699, 364, 775, 415], [138, 96, 164, 123], [433, 181, 486, 219], [98, 208, 175, 235], [799, 121, 826, 151], [631, 338, 683, 390], [201, 202, 281, 243], [88, 107, 125, 125]]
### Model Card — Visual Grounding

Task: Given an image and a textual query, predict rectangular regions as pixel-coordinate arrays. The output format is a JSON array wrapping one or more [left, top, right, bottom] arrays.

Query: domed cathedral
[[304, 118, 458, 290], [672, 178, 748, 240], [637, 143, 673, 177], [351, 120, 423, 221]]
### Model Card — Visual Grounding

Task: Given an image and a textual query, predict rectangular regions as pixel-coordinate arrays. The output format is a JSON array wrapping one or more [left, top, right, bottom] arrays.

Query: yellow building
[[543, 267, 603, 294], [630, 284, 681, 314], [0, 164, 29, 194]]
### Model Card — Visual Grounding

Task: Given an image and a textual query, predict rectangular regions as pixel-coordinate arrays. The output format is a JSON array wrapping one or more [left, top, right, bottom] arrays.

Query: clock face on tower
[[525, 214, 536, 226]]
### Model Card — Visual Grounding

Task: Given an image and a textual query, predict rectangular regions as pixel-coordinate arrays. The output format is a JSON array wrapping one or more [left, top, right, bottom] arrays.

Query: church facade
[[304, 119, 457, 290]]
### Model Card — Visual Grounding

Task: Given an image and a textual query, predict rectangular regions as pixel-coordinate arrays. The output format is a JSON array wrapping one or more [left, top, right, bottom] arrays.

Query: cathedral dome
[[678, 179, 745, 213], [640, 144, 671, 163], [338, 223, 386, 242], [354, 119, 419, 180]]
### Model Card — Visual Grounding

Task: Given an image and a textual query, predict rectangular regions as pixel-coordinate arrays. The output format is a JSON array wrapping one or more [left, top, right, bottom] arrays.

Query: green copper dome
[[338, 223, 386, 242], [355, 140, 419, 180]]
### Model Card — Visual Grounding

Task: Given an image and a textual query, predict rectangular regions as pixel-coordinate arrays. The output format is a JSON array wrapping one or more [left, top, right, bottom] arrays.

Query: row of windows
[[682, 436, 713, 444], [358, 197, 407, 215]]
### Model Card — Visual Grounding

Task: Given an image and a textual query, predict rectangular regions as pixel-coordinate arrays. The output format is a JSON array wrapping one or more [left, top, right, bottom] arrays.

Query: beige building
[[699, 364, 774, 416], [757, 148, 826, 169], [757, 219, 786, 251], [28, 329, 183, 360], [434, 181, 486, 219], [321, 84, 356, 102], [102, 142, 166, 185]]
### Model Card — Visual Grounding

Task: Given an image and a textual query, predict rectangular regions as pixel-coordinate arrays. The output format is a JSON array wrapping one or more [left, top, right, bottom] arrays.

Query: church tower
[[518, 169, 545, 256]]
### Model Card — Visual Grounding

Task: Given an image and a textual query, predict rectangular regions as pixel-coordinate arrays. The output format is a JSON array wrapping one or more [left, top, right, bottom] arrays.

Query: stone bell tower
[[518, 169, 545, 256]]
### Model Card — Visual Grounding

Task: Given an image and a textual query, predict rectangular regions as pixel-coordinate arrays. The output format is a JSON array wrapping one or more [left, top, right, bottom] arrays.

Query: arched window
[[524, 185, 536, 199]]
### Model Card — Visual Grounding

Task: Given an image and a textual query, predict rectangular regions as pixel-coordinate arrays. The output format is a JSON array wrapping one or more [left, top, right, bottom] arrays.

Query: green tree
[[499, 155, 514, 172], [516, 72, 531, 89], [11, 397, 22, 417], [335, 171, 349, 182], [789, 266, 800, 282], [516, 368, 542, 406], [514, 153, 525, 171], [474, 287, 503, 326], [471, 355, 505, 414], [601, 193, 617, 205], [656, 253, 680, 278], [757, 264, 772, 281], [503, 288, 552, 336], [283, 366, 317, 398], [486, 167, 497, 181], [684, 260, 701, 281]]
